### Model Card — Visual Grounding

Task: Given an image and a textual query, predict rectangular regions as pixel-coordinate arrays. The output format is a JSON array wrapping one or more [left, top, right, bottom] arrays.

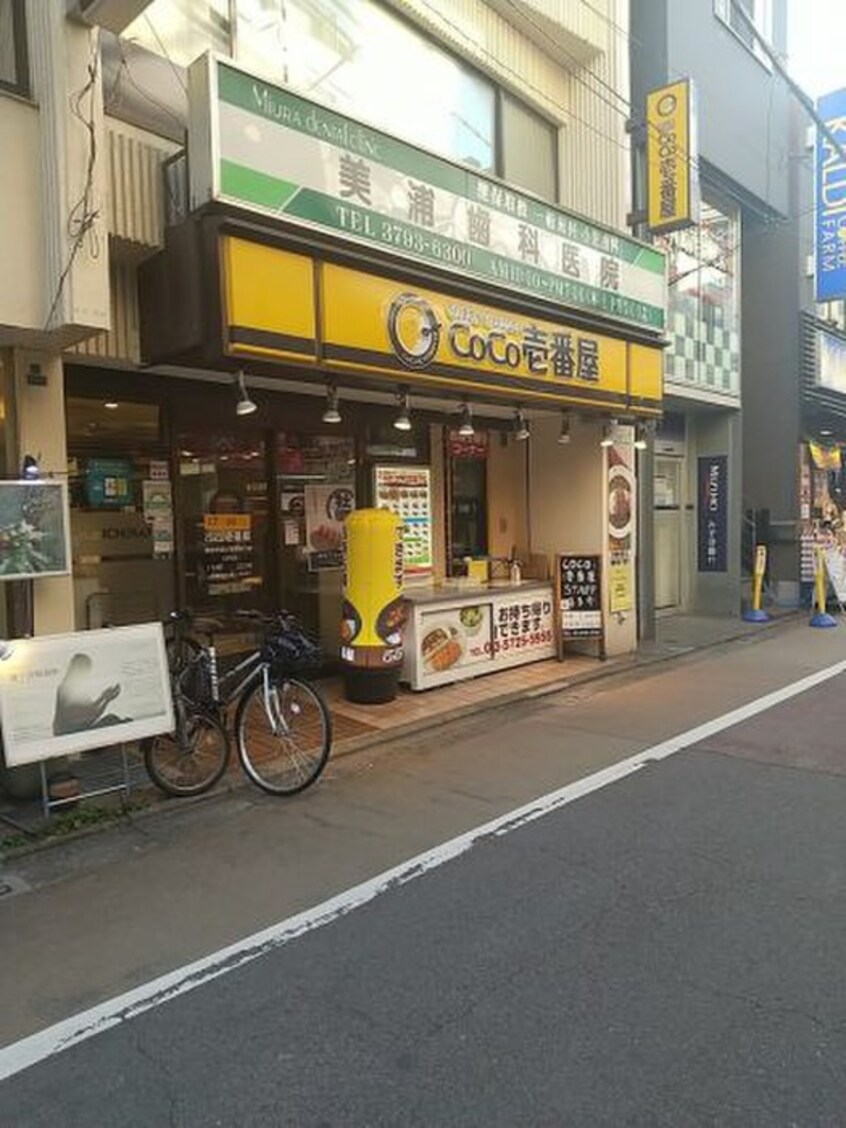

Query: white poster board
[[0, 624, 174, 766], [823, 546, 846, 607], [0, 480, 71, 581]]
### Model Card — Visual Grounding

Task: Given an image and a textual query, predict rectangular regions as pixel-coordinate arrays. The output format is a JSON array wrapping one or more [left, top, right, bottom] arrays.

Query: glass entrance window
[[177, 432, 269, 613], [449, 453, 488, 571]]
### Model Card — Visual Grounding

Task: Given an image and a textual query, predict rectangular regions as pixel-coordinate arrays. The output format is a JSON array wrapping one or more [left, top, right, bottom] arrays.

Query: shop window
[[0, 0, 28, 97], [236, 0, 496, 172], [657, 196, 741, 397], [121, 0, 231, 67], [500, 92, 557, 202], [446, 429, 489, 573], [66, 398, 175, 630], [177, 432, 269, 614]]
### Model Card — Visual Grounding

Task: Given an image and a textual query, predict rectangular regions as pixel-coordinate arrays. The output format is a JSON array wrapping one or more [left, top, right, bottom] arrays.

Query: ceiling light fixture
[[513, 409, 530, 442], [458, 402, 474, 438], [557, 412, 571, 445], [322, 384, 342, 425], [393, 389, 412, 432], [235, 370, 257, 417], [104, 401, 119, 410]]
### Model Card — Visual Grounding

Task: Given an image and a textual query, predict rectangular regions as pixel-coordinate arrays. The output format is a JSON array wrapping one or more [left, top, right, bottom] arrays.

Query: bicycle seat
[[192, 616, 226, 638]]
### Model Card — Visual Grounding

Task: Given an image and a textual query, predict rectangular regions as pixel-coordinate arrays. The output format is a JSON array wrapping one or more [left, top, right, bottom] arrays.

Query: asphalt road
[[2, 639, 846, 1125]]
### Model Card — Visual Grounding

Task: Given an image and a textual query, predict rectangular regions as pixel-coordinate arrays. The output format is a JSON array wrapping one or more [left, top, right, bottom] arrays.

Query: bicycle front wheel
[[235, 675, 331, 796], [143, 710, 230, 797]]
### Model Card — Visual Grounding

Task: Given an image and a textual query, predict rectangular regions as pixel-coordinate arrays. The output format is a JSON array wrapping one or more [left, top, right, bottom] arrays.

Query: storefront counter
[[401, 580, 556, 691]]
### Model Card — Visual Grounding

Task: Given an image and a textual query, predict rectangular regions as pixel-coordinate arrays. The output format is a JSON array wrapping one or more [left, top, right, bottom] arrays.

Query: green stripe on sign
[[220, 159, 299, 212]]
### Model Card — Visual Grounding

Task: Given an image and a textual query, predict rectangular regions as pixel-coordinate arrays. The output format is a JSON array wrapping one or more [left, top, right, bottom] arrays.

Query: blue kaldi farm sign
[[816, 88, 846, 303]]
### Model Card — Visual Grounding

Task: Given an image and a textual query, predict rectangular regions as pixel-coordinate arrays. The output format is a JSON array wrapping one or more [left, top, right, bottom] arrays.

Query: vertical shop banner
[[816, 87, 846, 302], [646, 78, 700, 234], [697, 455, 728, 572], [608, 447, 635, 613], [202, 513, 258, 596]]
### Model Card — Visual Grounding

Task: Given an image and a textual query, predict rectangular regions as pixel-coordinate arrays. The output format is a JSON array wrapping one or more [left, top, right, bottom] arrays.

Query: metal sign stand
[[38, 743, 133, 820]]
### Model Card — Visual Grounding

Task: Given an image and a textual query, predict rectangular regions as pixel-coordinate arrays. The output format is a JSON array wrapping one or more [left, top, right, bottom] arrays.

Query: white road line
[[2, 656, 845, 1083]]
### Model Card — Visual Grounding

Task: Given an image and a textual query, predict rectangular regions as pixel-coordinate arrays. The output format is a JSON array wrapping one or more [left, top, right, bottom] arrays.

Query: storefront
[[72, 53, 667, 686]]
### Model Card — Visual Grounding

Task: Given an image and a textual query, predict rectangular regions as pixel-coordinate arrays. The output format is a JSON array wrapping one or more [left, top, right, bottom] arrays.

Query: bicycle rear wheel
[[143, 709, 230, 797], [235, 674, 331, 796]]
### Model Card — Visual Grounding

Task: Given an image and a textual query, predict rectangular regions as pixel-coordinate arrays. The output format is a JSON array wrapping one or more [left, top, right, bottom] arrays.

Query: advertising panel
[[0, 624, 174, 765], [374, 465, 433, 577], [304, 482, 353, 569], [817, 327, 846, 394], [557, 555, 603, 640], [815, 87, 846, 303], [646, 79, 700, 234], [193, 56, 666, 333], [201, 513, 259, 596], [608, 446, 635, 613], [697, 455, 728, 573], [0, 481, 71, 581]]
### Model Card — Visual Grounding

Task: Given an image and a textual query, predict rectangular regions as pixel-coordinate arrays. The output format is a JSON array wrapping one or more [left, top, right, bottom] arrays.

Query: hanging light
[[393, 389, 412, 432], [322, 384, 342, 424], [20, 455, 39, 479], [458, 402, 474, 438], [557, 412, 571, 445], [235, 371, 257, 417], [634, 421, 650, 451], [600, 419, 615, 448], [513, 409, 530, 442]]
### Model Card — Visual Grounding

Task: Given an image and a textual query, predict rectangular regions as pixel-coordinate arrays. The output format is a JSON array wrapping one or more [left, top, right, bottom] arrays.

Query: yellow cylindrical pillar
[[341, 508, 405, 703]]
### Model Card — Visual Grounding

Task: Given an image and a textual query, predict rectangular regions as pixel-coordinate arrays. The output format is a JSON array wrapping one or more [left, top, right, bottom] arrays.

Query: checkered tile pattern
[[666, 309, 740, 395]]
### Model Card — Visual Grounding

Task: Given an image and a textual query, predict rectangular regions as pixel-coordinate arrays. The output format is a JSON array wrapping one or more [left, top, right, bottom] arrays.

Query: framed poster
[[0, 624, 174, 766], [304, 482, 354, 569], [0, 480, 71, 581]]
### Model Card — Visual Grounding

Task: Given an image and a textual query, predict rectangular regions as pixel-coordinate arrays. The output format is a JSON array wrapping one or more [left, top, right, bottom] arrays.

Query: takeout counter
[[400, 580, 556, 691]]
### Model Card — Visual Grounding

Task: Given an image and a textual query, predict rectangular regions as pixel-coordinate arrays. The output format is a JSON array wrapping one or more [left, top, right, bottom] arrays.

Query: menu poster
[[304, 483, 353, 569], [202, 513, 259, 596], [556, 555, 603, 647], [374, 465, 433, 577]]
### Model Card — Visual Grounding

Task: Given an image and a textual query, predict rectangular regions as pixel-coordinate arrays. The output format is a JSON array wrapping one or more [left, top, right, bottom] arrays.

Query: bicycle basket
[[265, 620, 323, 674]]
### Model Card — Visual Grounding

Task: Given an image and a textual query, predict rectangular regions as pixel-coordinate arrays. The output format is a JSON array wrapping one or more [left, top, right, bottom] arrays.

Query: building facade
[[1, 0, 665, 725], [630, 0, 792, 625]]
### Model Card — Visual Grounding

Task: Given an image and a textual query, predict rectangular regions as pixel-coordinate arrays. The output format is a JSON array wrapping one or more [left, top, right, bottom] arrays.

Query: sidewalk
[[0, 608, 802, 847]]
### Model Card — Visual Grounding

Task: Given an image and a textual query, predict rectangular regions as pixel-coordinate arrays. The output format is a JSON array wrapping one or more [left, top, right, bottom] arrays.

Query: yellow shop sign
[[220, 235, 662, 411]]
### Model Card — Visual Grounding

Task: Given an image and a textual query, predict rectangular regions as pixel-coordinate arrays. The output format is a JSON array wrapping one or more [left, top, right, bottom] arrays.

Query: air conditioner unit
[[68, 0, 153, 35]]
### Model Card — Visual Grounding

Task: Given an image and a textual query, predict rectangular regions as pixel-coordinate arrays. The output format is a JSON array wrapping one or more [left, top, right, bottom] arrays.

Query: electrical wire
[[44, 35, 102, 331]]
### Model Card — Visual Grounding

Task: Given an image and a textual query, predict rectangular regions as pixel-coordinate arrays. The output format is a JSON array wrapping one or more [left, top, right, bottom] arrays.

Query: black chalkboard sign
[[555, 554, 604, 656]]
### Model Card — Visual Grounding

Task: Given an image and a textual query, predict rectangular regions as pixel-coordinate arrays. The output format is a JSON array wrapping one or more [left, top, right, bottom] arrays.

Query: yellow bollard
[[743, 544, 770, 622], [810, 545, 838, 628]]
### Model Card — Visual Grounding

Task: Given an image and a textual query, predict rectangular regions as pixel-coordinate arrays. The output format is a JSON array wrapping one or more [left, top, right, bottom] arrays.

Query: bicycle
[[144, 610, 332, 799]]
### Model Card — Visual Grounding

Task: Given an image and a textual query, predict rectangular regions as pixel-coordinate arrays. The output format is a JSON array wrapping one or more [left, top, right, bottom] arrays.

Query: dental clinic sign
[[815, 87, 846, 302], [188, 56, 666, 334]]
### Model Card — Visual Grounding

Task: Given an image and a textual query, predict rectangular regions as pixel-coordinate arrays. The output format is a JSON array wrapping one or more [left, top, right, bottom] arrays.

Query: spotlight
[[21, 455, 39, 479], [322, 384, 342, 425], [634, 421, 650, 451], [0, 640, 12, 662], [235, 371, 257, 417], [393, 389, 412, 432], [600, 420, 615, 448], [557, 412, 571, 445], [513, 409, 530, 442], [458, 403, 474, 438]]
